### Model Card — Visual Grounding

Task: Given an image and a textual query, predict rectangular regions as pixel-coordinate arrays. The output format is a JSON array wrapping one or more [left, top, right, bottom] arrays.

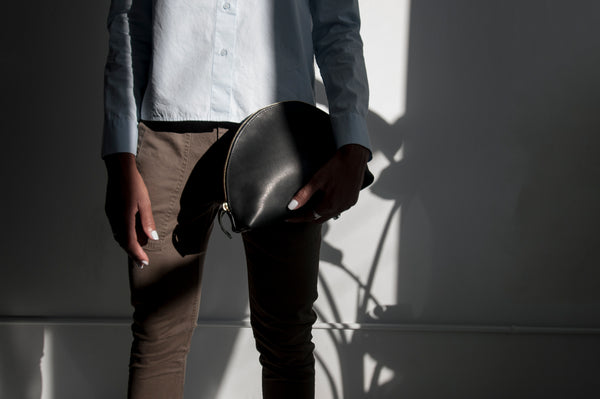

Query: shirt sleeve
[[102, 0, 152, 158], [310, 0, 371, 156]]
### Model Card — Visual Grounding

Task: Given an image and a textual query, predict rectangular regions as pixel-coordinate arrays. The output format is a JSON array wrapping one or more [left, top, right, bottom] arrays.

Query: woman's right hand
[[104, 153, 158, 269]]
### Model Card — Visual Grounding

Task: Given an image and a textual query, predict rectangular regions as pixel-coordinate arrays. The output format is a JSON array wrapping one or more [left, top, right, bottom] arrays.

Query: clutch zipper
[[218, 104, 279, 238], [219, 114, 250, 239], [217, 202, 234, 239]]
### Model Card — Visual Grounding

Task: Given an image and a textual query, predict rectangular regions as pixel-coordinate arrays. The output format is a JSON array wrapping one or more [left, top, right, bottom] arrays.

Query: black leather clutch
[[218, 101, 373, 236]]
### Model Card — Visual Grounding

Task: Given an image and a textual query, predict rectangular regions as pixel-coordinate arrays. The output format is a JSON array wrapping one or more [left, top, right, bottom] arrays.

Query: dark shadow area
[[0, 1, 126, 397], [0, 2, 124, 317]]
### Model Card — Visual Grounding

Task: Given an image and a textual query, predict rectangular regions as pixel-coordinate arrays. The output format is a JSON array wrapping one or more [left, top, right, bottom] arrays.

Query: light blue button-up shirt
[[102, 0, 370, 157]]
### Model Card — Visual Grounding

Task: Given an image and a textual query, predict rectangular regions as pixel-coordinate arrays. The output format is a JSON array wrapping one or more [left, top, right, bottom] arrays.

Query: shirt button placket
[[210, 0, 237, 119]]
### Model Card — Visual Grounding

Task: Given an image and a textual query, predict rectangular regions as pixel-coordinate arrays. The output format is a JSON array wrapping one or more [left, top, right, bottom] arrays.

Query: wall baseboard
[[1, 316, 600, 335]]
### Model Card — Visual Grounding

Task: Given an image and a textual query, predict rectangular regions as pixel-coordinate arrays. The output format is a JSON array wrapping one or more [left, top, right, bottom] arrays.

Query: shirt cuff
[[329, 112, 372, 159], [101, 115, 139, 158]]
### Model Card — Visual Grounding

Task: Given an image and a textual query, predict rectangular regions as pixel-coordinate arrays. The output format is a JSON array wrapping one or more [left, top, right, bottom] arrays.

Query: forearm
[[310, 0, 370, 154], [102, 0, 152, 157]]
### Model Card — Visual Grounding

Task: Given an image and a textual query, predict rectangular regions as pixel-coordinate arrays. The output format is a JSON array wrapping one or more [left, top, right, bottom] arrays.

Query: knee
[[129, 311, 196, 370], [250, 306, 317, 373]]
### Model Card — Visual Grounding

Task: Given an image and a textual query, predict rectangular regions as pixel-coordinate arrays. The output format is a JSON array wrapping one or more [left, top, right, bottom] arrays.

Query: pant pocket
[[135, 124, 193, 251]]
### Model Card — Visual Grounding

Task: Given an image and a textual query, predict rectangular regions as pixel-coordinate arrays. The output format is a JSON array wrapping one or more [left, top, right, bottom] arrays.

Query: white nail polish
[[151, 230, 159, 240], [136, 260, 149, 269], [287, 199, 299, 210]]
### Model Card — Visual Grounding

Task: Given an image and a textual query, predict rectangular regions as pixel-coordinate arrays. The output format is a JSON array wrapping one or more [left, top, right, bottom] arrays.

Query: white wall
[[1, 1, 600, 398]]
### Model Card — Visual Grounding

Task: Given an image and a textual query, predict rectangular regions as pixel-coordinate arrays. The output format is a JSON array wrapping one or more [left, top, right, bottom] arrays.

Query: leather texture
[[223, 101, 373, 233]]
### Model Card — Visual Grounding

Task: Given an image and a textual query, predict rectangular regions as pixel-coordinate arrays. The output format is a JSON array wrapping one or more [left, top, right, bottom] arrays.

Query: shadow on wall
[[314, 1, 600, 398]]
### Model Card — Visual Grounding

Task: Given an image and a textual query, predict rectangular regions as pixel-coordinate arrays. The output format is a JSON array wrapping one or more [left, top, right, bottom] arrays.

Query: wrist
[[104, 152, 137, 175], [338, 144, 370, 163]]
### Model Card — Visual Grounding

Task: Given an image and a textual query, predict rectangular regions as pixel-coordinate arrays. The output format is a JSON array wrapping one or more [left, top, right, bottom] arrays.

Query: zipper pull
[[218, 202, 233, 239]]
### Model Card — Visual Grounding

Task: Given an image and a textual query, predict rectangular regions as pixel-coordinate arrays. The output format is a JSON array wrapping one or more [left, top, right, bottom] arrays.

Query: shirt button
[[220, 49, 228, 56], [223, 2, 231, 10]]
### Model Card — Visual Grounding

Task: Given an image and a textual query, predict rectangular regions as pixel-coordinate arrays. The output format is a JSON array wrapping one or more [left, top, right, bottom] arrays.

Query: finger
[[286, 213, 333, 224], [285, 207, 333, 224], [138, 198, 159, 241], [126, 210, 150, 269], [135, 214, 149, 246], [285, 216, 315, 223], [106, 204, 150, 268], [285, 208, 321, 223], [287, 176, 322, 211]]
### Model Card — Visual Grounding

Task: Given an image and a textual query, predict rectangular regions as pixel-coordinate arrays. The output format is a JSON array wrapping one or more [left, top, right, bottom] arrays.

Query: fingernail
[[136, 260, 149, 269], [151, 230, 159, 240], [287, 199, 299, 210]]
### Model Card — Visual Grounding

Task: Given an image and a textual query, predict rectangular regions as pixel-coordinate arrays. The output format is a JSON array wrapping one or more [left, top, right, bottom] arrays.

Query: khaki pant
[[127, 122, 321, 399]]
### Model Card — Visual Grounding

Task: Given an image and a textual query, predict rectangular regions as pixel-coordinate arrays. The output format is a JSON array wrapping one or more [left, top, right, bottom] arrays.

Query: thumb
[[288, 177, 321, 211]]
